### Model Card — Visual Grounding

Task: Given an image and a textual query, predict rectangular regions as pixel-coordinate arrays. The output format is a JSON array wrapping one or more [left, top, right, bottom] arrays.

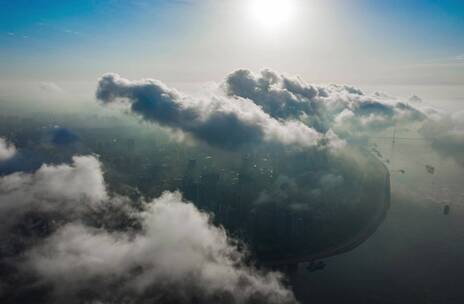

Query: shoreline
[[261, 165, 391, 267]]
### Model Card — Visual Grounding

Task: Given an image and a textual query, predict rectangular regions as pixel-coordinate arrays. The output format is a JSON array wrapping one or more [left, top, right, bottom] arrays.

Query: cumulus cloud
[[225, 69, 426, 141], [27, 192, 295, 303], [95, 69, 435, 152], [0, 155, 107, 232], [225, 69, 325, 129], [0, 137, 16, 161], [96, 73, 323, 150], [0, 156, 296, 304]]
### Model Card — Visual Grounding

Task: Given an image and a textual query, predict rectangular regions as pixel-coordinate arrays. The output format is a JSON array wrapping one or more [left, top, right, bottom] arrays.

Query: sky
[[0, 0, 463, 85]]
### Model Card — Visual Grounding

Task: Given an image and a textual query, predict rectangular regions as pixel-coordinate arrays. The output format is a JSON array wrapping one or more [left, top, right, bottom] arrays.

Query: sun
[[249, 0, 296, 30]]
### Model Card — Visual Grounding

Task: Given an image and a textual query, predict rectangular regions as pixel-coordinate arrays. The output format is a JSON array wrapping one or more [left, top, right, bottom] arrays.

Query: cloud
[[95, 69, 433, 152], [0, 156, 296, 304], [95, 69, 433, 151], [26, 192, 295, 303], [39, 82, 63, 93], [225, 69, 325, 130], [420, 111, 464, 165], [0, 155, 107, 232], [409, 95, 423, 104], [96, 73, 323, 150], [0, 137, 16, 161], [319, 173, 344, 190], [225, 69, 426, 141]]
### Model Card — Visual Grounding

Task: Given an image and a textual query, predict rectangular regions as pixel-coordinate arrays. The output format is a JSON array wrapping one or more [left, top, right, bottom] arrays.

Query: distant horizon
[[1, 0, 464, 85]]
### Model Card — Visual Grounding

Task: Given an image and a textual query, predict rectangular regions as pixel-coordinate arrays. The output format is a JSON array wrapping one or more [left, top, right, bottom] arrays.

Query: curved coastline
[[261, 157, 391, 267]]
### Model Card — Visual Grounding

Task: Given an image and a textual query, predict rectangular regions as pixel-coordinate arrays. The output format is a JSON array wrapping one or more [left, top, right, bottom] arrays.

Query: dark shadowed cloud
[[95, 69, 434, 152], [225, 69, 427, 141], [96, 73, 324, 150]]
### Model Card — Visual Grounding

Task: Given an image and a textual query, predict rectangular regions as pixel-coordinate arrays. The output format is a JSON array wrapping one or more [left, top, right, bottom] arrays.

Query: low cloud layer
[[0, 156, 106, 233], [39, 82, 63, 94], [0, 155, 296, 304], [96, 73, 323, 150], [0, 137, 16, 161], [27, 192, 294, 303], [225, 69, 426, 140], [96, 69, 429, 152], [420, 111, 464, 165]]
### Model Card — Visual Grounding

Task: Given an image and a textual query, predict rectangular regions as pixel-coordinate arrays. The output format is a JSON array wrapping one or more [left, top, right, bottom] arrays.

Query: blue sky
[[355, 0, 464, 54], [0, 0, 463, 84]]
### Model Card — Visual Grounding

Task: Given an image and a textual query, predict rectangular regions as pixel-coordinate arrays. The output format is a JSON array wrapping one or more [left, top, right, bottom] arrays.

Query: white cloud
[[225, 69, 426, 141], [0, 137, 16, 161], [95, 69, 432, 151], [420, 110, 464, 165], [0, 155, 296, 303], [96, 73, 323, 150], [0, 155, 107, 231], [27, 191, 295, 303], [39, 81, 63, 93]]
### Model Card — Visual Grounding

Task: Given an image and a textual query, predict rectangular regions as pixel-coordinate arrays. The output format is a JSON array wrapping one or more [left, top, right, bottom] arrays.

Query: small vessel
[[443, 205, 450, 215], [426, 165, 435, 174], [306, 261, 326, 272]]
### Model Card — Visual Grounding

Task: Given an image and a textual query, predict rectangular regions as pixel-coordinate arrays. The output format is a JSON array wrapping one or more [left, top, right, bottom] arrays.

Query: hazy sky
[[1, 0, 463, 85]]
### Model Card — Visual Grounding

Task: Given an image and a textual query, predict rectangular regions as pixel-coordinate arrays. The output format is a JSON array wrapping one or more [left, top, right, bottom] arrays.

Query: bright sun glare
[[249, 0, 296, 30]]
